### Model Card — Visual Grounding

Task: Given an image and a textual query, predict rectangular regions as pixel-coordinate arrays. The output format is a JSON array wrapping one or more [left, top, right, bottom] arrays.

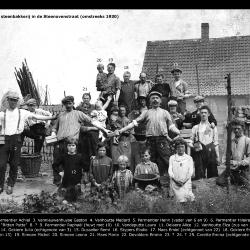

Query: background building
[[142, 22, 250, 155]]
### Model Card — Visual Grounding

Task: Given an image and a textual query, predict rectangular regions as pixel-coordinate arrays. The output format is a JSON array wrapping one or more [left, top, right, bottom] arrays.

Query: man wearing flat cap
[[113, 91, 180, 177], [21, 98, 52, 153], [51, 95, 111, 186], [169, 65, 191, 115], [0, 90, 55, 194], [168, 100, 185, 131], [183, 95, 217, 128], [149, 74, 171, 110]]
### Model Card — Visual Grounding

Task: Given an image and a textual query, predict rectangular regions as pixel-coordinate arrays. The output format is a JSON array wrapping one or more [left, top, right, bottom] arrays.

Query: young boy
[[134, 148, 160, 189], [112, 155, 133, 199], [55, 138, 84, 201], [96, 64, 108, 102], [89, 142, 113, 187]]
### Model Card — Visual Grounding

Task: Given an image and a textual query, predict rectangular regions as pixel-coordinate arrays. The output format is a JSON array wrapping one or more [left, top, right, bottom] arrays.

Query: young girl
[[91, 96, 112, 141], [134, 149, 160, 189], [168, 137, 195, 203], [89, 142, 113, 187], [55, 138, 83, 201], [112, 155, 133, 199]]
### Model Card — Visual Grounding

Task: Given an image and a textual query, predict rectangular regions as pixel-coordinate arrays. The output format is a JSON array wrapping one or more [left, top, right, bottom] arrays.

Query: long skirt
[[170, 178, 195, 202]]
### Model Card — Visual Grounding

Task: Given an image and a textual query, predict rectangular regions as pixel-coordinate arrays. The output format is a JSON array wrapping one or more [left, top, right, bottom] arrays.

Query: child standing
[[89, 142, 113, 187], [168, 138, 195, 203], [96, 63, 108, 101], [134, 149, 160, 189], [134, 149, 160, 177], [55, 138, 84, 201], [112, 155, 133, 199]]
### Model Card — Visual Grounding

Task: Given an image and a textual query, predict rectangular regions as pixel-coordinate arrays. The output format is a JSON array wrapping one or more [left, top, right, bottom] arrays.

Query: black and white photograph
[[0, 9, 250, 239]]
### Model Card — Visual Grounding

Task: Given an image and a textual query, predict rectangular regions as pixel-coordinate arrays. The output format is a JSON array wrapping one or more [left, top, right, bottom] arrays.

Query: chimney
[[201, 23, 209, 41]]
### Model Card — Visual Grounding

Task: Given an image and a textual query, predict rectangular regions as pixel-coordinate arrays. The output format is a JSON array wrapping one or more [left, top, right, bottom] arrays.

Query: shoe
[[6, 186, 13, 195], [0, 187, 3, 194]]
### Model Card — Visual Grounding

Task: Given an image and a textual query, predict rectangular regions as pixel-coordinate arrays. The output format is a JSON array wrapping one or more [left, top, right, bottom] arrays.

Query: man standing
[[114, 91, 180, 176], [150, 74, 171, 110], [134, 72, 154, 101], [190, 105, 220, 180], [21, 98, 52, 153], [183, 95, 217, 128], [169, 66, 191, 115], [0, 90, 55, 194], [51, 96, 110, 186], [119, 71, 136, 114], [103, 63, 121, 109], [216, 119, 250, 189]]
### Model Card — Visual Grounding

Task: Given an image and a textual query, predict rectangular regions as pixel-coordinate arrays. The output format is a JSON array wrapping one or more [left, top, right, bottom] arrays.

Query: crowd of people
[[0, 62, 249, 204]]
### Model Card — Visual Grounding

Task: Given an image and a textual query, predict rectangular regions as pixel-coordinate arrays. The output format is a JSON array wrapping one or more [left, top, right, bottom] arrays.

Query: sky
[[0, 9, 250, 105]]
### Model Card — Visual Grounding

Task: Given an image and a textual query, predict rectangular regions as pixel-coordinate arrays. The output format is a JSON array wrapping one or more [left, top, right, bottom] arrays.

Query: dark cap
[[137, 95, 147, 100], [171, 66, 182, 74], [62, 96, 74, 104], [26, 98, 37, 106], [148, 91, 162, 98], [193, 95, 205, 103]]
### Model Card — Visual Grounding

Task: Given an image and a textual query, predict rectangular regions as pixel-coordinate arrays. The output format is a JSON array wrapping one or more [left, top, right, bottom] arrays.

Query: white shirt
[[0, 108, 31, 135], [175, 79, 181, 88], [25, 108, 52, 127]]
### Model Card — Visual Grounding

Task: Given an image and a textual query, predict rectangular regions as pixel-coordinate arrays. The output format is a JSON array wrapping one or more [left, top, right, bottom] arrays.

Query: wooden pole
[[195, 65, 200, 95], [225, 73, 232, 193]]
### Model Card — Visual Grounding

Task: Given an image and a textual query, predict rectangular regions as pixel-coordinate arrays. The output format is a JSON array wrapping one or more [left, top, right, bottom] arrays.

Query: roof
[[142, 35, 250, 96]]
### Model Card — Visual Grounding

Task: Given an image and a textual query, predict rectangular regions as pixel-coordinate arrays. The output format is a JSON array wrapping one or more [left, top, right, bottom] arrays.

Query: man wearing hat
[[149, 74, 171, 110], [51, 95, 111, 186], [114, 91, 180, 176], [169, 65, 191, 115], [183, 95, 217, 128], [21, 98, 52, 153], [168, 100, 185, 131], [0, 90, 55, 194]]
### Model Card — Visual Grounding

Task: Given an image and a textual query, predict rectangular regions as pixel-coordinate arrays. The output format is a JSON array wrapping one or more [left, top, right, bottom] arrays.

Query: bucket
[[20, 153, 42, 178], [134, 174, 159, 189]]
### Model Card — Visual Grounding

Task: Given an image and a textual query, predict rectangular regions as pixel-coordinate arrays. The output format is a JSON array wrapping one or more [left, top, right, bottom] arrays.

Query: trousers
[[146, 136, 171, 176], [21, 123, 46, 153], [0, 134, 22, 188], [52, 140, 68, 183], [216, 166, 249, 188]]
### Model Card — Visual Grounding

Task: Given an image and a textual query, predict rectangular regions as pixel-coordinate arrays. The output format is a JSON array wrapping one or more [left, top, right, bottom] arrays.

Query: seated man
[[21, 98, 52, 153], [216, 119, 250, 189]]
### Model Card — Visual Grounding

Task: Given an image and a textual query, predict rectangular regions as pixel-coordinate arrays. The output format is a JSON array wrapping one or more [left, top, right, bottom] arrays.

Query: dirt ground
[[0, 163, 228, 207], [0, 162, 57, 205]]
